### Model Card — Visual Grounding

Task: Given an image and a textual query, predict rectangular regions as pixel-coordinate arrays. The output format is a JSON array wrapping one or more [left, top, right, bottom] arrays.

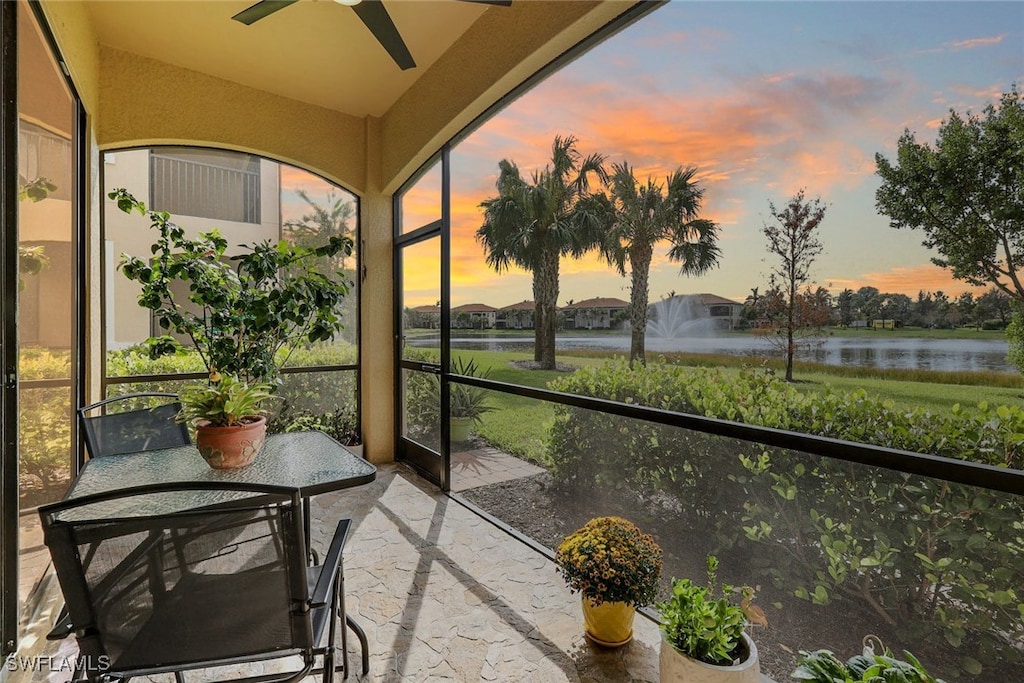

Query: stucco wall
[[96, 47, 367, 196]]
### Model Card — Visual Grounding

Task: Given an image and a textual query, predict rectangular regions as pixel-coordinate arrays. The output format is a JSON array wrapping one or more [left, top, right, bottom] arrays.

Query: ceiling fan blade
[[232, 0, 299, 26], [457, 0, 513, 6], [351, 0, 416, 71]]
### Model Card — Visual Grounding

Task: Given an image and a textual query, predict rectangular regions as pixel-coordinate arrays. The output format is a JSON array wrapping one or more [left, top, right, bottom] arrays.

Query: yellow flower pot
[[582, 597, 635, 647]]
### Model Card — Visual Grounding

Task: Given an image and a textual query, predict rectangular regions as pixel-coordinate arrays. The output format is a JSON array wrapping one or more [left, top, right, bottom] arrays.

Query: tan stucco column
[[359, 117, 395, 464]]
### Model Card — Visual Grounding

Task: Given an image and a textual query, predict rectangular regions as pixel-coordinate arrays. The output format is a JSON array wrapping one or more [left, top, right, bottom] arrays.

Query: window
[[150, 147, 261, 224]]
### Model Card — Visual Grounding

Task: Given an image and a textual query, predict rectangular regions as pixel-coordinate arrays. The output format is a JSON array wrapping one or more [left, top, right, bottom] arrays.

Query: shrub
[[547, 360, 1024, 676], [112, 187, 352, 384], [19, 348, 73, 495], [106, 343, 358, 441]]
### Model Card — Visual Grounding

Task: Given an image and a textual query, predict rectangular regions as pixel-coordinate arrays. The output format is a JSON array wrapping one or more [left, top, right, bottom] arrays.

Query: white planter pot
[[659, 632, 760, 683]]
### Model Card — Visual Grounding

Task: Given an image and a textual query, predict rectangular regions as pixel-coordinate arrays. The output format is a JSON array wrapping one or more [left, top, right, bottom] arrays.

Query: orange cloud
[[279, 166, 335, 192], [471, 69, 898, 207], [826, 264, 987, 297]]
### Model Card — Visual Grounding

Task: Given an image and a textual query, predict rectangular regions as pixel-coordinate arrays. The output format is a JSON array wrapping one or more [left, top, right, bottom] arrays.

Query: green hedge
[[20, 348, 73, 495], [548, 360, 1024, 676], [107, 343, 359, 444]]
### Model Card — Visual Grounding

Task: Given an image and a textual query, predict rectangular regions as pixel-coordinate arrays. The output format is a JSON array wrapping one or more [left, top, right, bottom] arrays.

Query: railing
[[18, 125, 72, 201], [150, 153, 261, 224], [446, 372, 1024, 681]]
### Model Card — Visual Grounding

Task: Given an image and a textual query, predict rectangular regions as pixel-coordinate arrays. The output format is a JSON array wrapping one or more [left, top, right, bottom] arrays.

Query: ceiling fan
[[232, 0, 511, 71]]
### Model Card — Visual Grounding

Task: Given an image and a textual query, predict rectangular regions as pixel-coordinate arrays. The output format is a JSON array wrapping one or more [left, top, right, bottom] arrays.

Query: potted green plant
[[110, 188, 352, 386], [555, 516, 662, 647], [792, 637, 946, 683], [448, 357, 495, 442], [659, 554, 766, 682], [407, 356, 495, 443], [177, 373, 275, 469]]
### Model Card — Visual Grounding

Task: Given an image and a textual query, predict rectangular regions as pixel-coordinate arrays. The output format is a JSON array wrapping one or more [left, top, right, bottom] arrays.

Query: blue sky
[[440, 0, 1023, 308], [286, 1, 1023, 308]]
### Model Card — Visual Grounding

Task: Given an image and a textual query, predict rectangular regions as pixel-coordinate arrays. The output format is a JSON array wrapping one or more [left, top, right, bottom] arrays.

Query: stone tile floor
[[10, 464, 661, 683]]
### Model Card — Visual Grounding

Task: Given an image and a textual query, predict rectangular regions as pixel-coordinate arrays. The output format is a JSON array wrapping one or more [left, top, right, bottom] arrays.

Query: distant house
[[695, 293, 744, 329], [408, 304, 440, 329], [653, 293, 744, 332], [497, 300, 536, 330], [561, 297, 629, 330], [452, 303, 498, 329]]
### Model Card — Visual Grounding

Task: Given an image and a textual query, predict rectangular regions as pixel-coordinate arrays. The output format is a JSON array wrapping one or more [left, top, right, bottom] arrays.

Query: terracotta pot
[[581, 597, 635, 647], [659, 631, 760, 683], [195, 416, 267, 469]]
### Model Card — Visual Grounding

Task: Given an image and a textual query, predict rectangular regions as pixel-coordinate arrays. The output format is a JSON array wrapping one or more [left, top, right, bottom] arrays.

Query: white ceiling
[[85, 0, 494, 118]]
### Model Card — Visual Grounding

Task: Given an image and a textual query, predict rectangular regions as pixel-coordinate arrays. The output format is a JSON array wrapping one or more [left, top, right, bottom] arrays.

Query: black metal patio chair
[[45, 393, 192, 643], [39, 481, 366, 683], [78, 392, 190, 463]]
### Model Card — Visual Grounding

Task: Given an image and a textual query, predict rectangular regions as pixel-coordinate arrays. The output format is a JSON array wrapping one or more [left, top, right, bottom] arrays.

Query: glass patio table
[[47, 430, 376, 674], [63, 430, 376, 516]]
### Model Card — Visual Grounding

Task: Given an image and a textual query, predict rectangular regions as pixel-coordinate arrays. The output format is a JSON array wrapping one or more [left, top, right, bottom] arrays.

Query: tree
[[977, 288, 1012, 326], [761, 189, 827, 381], [836, 288, 854, 328], [954, 291, 977, 328], [283, 189, 355, 271], [742, 287, 762, 324], [875, 87, 1024, 300], [477, 136, 606, 369], [852, 286, 882, 322], [913, 290, 935, 327], [876, 293, 911, 326], [283, 189, 358, 343], [598, 162, 720, 365]]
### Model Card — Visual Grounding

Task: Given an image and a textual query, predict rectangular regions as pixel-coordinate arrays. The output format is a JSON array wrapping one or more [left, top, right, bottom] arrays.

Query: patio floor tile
[[12, 464, 660, 683]]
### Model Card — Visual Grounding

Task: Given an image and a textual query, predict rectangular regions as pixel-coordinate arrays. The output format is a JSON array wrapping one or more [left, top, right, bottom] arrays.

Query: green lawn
[[446, 347, 1024, 465], [789, 371, 1024, 412], [816, 326, 1006, 341]]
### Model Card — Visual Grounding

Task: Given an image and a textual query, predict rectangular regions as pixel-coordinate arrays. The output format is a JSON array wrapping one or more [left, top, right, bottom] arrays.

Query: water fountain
[[646, 295, 717, 339]]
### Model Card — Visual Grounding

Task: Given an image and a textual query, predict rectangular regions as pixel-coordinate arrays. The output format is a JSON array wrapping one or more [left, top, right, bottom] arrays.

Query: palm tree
[[599, 162, 721, 365], [477, 136, 606, 369]]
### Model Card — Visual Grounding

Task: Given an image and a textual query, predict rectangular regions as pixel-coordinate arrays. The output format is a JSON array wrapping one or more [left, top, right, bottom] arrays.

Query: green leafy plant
[[449, 357, 496, 421], [659, 554, 764, 666], [555, 516, 662, 608], [792, 642, 946, 682], [111, 188, 353, 384], [177, 373, 275, 427], [404, 355, 495, 427], [273, 405, 360, 446]]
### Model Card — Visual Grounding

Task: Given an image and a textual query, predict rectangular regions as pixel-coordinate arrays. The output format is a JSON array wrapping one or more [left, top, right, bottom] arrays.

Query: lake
[[421, 334, 1014, 373]]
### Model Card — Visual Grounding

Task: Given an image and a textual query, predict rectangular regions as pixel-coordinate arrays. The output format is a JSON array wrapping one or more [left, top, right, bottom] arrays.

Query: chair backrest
[[39, 482, 312, 680], [79, 393, 191, 461]]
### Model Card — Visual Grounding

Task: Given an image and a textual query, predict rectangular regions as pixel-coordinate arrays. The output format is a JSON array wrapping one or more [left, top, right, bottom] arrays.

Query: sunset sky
[[290, 1, 1023, 309]]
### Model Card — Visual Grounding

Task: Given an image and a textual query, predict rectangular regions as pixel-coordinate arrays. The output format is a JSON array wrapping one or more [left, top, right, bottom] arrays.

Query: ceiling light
[[334, 0, 363, 6]]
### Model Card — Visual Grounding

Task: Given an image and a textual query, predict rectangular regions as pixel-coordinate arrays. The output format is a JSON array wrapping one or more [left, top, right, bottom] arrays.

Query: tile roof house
[[452, 303, 498, 329], [497, 300, 537, 329], [560, 297, 629, 330], [695, 293, 744, 329]]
